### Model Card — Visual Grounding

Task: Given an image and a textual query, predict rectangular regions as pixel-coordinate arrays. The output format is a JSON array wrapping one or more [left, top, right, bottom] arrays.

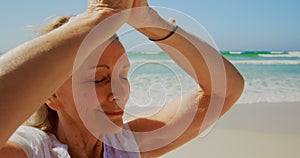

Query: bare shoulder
[[0, 142, 27, 158]]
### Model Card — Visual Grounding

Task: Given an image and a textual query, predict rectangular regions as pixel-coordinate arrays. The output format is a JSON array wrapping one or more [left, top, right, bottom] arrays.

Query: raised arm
[[0, 0, 133, 147], [127, 1, 244, 157]]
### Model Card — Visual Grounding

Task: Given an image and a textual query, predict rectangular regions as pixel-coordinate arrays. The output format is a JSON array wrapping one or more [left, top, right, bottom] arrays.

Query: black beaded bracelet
[[149, 25, 178, 41]]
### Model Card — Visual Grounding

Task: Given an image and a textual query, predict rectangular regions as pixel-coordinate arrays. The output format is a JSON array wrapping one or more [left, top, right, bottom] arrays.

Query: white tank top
[[9, 125, 140, 158]]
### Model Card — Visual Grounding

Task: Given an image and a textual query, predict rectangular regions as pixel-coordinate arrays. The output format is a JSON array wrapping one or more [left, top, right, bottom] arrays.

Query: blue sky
[[1, 0, 299, 53]]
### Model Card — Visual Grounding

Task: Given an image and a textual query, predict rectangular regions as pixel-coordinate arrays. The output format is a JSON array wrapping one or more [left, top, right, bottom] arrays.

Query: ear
[[45, 94, 63, 111]]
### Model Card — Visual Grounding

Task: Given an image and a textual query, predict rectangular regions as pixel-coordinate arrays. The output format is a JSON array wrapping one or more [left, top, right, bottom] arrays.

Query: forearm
[[133, 9, 244, 109], [133, 10, 218, 94]]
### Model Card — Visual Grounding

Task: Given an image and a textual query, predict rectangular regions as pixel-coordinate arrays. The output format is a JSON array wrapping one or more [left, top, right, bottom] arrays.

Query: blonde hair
[[25, 16, 71, 133]]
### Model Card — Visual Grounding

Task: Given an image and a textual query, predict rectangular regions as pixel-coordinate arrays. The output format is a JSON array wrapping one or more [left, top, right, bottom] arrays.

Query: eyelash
[[120, 76, 128, 81], [93, 76, 128, 84], [94, 78, 108, 84]]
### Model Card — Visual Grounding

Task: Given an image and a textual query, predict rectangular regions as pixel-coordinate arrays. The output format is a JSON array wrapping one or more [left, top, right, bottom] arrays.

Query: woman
[[0, 0, 244, 157]]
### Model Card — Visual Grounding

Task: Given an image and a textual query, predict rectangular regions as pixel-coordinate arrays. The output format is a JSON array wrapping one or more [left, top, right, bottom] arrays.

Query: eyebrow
[[91, 64, 130, 70], [90, 64, 110, 70], [122, 64, 131, 69]]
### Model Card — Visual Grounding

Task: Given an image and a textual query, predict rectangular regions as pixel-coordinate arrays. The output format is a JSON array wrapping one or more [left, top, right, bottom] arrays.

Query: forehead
[[97, 40, 129, 70], [80, 39, 129, 70]]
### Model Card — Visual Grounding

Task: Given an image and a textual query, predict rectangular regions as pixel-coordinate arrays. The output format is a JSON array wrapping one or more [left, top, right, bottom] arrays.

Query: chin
[[107, 118, 124, 133], [83, 113, 124, 137]]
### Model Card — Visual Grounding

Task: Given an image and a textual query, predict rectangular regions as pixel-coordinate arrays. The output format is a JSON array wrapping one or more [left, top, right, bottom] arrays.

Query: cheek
[[124, 81, 130, 101], [112, 79, 130, 96], [70, 81, 103, 116], [56, 79, 74, 103], [56, 89, 74, 108], [56, 89, 80, 119], [95, 85, 109, 102]]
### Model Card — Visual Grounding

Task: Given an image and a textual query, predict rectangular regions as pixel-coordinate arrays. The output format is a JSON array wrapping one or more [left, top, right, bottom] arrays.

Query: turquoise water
[[126, 51, 300, 107], [225, 51, 300, 104], [2, 50, 299, 106]]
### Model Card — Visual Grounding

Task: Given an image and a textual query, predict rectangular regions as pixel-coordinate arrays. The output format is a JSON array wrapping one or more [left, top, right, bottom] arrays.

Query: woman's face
[[53, 39, 130, 134]]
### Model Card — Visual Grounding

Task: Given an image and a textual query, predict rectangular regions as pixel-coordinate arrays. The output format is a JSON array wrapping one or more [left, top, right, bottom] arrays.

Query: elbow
[[230, 74, 245, 101], [222, 73, 245, 116]]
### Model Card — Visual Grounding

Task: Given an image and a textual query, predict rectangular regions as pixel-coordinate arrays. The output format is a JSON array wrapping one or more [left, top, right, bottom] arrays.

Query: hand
[[132, 0, 148, 8], [127, 0, 157, 28], [87, 0, 134, 13], [128, 0, 175, 41], [78, 0, 135, 31]]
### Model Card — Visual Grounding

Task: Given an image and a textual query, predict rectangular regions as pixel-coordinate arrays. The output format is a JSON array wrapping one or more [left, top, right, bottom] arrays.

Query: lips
[[104, 111, 124, 116]]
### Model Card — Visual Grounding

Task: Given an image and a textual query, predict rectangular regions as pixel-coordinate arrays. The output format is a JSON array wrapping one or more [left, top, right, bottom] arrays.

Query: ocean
[[125, 50, 300, 113], [1, 50, 299, 114]]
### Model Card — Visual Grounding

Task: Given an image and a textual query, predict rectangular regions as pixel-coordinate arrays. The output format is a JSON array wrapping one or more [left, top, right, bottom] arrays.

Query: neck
[[55, 113, 104, 158]]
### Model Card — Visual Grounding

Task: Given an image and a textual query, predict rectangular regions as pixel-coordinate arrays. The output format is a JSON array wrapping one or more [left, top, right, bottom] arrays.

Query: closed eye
[[94, 77, 110, 84], [120, 76, 128, 80], [94, 79, 106, 84]]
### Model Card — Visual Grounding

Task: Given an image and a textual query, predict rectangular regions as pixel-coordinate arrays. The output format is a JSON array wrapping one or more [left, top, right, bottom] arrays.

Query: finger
[[132, 0, 149, 8], [168, 18, 176, 25], [88, 0, 134, 10]]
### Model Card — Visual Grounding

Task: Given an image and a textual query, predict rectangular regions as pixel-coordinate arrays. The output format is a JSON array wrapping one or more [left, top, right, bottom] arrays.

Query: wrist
[[64, 10, 126, 38], [137, 17, 176, 41], [75, 10, 118, 28], [129, 8, 176, 41], [148, 25, 178, 41]]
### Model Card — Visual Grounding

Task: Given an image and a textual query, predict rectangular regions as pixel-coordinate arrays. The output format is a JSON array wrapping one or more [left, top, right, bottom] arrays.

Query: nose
[[108, 93, 119, 102], [107, 93, 126, 110], [109, 76, 130, 105]]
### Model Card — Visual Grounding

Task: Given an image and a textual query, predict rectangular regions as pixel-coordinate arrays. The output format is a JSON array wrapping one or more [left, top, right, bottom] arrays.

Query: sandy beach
[[162, 102, 300, 158]]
